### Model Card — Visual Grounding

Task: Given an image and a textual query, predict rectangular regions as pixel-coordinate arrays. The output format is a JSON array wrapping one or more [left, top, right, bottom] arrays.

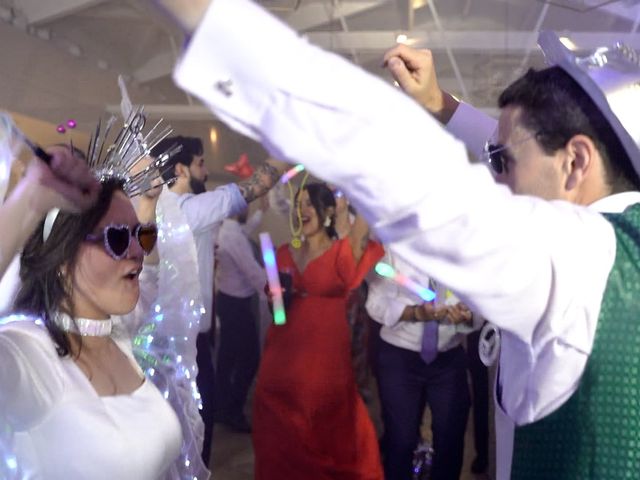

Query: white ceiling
[[0, 0, 638, 176], [1, 0, 639, 113]]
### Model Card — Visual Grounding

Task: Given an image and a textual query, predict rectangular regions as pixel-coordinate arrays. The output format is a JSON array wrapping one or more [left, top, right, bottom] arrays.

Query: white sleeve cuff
[[446, 102, 498, 160]]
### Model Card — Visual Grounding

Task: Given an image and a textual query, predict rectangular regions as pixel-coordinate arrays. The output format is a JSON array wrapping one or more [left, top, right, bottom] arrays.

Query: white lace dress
[[0, 316, 182, 479]]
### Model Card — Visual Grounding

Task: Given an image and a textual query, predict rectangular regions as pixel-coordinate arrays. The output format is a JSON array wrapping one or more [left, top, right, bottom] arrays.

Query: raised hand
[[382, 44, 459, 124], [0, 146, 99, 277], [29, 145, 100, 214]]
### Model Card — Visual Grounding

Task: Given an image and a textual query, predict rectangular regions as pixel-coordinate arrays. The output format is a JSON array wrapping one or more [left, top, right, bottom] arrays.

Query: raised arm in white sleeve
[[0, 323, 63, 430], [172, 0, 616, 425], [180, 183, 247, 235]]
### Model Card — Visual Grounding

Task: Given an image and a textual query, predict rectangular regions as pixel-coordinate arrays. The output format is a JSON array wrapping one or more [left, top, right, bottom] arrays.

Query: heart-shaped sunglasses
[[85, 223, 158, 260]]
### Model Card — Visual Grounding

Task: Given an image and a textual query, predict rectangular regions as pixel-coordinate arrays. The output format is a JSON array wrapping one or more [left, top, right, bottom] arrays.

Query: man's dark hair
[[151, 135, 204, 183], [499, 66, 640, 192]]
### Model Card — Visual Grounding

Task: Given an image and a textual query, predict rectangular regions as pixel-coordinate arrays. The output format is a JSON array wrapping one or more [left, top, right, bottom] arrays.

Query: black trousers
[[214, 290, 260, 420], [196, 330, 216, 466], [376, 338, 470, 480]]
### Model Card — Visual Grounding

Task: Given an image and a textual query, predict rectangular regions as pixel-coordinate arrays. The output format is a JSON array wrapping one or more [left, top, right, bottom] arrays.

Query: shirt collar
[[589, 191, 640, 213]]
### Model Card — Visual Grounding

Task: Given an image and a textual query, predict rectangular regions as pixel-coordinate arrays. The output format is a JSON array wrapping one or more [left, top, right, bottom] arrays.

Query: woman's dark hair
[[296, 182, 337, 239], [499, 66, 640, 193], [13, 178, 124, 357]]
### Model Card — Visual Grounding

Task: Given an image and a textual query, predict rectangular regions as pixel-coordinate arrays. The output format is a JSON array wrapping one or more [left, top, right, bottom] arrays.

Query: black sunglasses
[[484, 143, 510, 175], [483, 132, 542, 175], [85, 223, 158, 260]]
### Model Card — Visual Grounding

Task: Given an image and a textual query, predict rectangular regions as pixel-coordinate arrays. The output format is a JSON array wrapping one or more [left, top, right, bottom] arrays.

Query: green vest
[[511, 203, 640, 480]]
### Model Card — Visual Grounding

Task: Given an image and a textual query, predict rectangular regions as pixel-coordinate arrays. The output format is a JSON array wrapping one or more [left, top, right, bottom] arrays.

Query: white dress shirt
[[215, 218, 266, 298], [164, 184, 247, 332], [242, 209, 263, 236], [366, 250, 480, 352], [173, 0, 632, 430]]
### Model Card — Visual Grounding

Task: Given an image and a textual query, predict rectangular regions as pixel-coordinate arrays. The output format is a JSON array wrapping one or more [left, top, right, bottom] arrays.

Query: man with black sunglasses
[[149, 1, 640, 478], [383, 41, 640, 479], [384, 43, 640, 199]]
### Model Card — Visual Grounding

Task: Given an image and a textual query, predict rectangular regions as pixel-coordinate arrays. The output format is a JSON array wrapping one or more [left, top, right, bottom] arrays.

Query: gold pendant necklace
[[287, 171, 310, 249]]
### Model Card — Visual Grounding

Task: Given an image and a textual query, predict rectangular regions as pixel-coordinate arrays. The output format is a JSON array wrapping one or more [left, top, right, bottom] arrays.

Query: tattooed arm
[[237, 158, 288, 204]]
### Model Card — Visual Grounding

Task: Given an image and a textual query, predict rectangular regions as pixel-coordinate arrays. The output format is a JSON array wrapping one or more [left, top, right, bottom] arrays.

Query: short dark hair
[[151, 135, 204, 183], [499, 66, 640, 192], [296, 182, 337, 239], [13, 178, 125, 357]]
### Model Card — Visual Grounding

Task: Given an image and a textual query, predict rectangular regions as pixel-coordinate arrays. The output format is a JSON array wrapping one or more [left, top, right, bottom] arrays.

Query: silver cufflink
[[215, 79, 233, 97]]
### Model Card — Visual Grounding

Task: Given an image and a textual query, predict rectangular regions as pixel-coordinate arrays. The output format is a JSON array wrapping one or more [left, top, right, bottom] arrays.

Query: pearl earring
[[324, 217, 331, 227]]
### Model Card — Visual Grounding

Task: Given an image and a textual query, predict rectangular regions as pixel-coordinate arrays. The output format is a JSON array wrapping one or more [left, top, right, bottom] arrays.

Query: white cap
[[538, 31, 640, 179]]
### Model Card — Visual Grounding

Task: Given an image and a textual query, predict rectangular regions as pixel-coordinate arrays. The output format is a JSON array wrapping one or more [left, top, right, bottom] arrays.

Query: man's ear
[[174, 163, 190, 178], [563, 134, 597, 192]]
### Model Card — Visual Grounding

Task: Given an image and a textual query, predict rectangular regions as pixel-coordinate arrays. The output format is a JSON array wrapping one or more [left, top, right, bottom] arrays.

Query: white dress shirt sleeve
[[173, 0, 618, 425], [365, 253, 426, 352], [446, 102, 498, 160], [365, 269, 412, 328], [180, 183, 247, 235], [0, 323, 63, 429], [220, 224, 266, 295], [242, 210, 263, 236]]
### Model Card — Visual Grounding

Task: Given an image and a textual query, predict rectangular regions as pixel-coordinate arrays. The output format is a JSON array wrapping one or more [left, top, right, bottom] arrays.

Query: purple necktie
[[420, 320, 438, 364]]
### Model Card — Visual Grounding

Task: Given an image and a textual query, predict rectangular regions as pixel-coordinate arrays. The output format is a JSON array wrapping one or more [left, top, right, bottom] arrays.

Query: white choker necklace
[[54, 314, 113, 337]]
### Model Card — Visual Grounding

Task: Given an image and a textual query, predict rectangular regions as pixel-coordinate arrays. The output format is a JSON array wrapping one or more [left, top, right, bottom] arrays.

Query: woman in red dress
[[253, 183, 384, 479]]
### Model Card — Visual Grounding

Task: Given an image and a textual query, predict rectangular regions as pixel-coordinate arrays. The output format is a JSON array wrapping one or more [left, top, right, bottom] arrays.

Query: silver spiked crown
[[87, 105, 180, 197], [42, 107, 181, 242]]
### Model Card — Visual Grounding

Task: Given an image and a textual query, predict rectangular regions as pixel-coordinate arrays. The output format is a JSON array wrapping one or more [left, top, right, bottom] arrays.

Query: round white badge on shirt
[[479, 322, 501, 366]]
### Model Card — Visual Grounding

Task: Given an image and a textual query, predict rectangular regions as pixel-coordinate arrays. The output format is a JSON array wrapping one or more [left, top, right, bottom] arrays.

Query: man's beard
[[190, 177, 207, 194]]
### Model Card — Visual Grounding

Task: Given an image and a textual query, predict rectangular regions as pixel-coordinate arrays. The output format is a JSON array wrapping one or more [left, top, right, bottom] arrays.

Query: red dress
[[253, 238, 384, 479]]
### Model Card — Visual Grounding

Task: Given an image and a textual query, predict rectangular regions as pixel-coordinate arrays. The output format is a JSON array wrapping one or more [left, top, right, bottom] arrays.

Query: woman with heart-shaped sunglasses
[[1, 155, 184, 479]]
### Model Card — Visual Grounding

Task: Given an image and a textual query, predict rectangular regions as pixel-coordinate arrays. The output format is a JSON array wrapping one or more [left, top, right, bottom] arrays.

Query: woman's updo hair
[[13, 178, 125, 356], [297, 182, 337, 239]]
